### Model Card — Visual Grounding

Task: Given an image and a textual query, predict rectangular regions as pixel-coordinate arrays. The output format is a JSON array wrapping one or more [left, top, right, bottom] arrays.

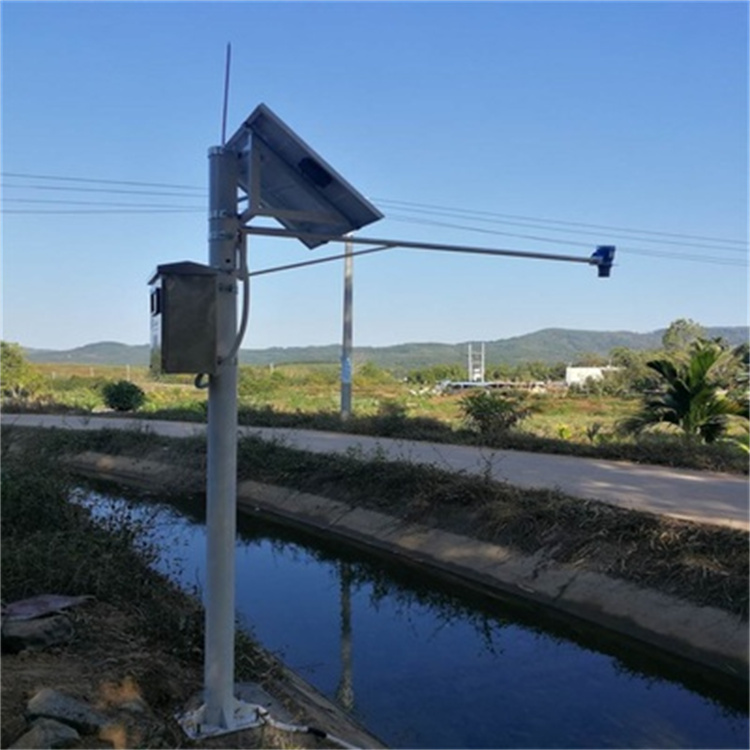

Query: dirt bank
[[1, 598, 384, 749]]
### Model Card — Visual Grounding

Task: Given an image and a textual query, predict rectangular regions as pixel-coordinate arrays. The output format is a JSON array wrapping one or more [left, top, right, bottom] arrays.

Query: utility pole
[[341, 237, 353, 420], [205, 145, 240, 729]]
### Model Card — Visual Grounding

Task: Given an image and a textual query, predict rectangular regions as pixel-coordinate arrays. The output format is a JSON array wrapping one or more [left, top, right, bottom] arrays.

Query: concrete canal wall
[[66, 451, 748, 684]]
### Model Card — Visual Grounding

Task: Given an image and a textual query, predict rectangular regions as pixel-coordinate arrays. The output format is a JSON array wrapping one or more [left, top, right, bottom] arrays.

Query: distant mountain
[[24, 327, 749, 370], [25, 341, 151, 366]]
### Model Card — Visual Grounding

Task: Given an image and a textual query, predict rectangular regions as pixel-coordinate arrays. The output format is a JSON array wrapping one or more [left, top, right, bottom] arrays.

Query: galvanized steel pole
[[341, 237, 353, 420], [205, 145, 240, 728]]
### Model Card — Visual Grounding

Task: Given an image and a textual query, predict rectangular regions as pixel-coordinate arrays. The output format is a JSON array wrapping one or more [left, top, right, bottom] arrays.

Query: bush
[[460, 389, 535, 438], [102, 380, 146, 412], [354, 361, 396, 385], [1, 341, 45, 399]]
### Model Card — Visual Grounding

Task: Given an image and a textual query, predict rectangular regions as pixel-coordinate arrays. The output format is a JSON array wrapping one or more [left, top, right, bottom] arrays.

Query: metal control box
[[149, 262, 219, 375]]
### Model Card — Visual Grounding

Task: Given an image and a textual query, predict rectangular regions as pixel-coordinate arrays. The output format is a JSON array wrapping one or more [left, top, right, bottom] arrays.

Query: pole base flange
[[176, 697, 263, 740]]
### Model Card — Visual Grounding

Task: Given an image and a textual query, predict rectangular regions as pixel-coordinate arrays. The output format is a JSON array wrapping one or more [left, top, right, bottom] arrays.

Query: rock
[[117, 698, 147, 714], [9, 718, 80, 749], [2, 594, 92, 622], [2, 616, 74, 654], [26, 688, 109, 734]]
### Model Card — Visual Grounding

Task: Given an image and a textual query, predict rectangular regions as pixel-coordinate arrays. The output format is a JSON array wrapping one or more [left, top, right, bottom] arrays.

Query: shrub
[[460, 389, 534, 438], [354, 361, 395, 385], [1, 340, 45, 398], [102, 380, 146, 412]]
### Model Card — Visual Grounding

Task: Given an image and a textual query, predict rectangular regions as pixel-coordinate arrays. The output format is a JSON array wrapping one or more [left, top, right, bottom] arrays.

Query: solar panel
[[227, 104, 384, 248]]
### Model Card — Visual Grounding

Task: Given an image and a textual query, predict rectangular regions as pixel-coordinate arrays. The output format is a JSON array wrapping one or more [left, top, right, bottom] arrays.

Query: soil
[[1, 597, 367, 749]]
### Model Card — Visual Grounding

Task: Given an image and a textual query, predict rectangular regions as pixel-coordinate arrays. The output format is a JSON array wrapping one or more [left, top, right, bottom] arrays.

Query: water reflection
[[336, 562, 356, 713], [74, 483, 749, 749]]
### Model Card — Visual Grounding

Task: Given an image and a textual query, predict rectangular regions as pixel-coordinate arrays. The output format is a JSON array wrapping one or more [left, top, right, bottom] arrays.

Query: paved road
[[3, 413, 748, 530]]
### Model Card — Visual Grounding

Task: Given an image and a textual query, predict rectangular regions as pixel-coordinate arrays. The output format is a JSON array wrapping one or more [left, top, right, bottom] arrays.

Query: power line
[[375, 197, 748, 248], [617, 246, 747, 267], [3, 171, 745, 248], [387, 214, 748, 267], [2, 208, 202, 214], [3, 197, 205, 209], [2, 170, 746, 267], [2, 182, 209, 198], [380, 203, 748, 254], [4, 181, 745, 257], [0, 171, 205, 192], [1, 202, 744, 266]]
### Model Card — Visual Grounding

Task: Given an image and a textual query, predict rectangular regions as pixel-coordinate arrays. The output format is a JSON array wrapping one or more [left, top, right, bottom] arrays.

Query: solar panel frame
[[228, 103, 383, 248]]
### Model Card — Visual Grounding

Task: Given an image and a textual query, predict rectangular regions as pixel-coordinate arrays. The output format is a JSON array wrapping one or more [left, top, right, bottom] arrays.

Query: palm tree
[[618, 340, 747, 444]]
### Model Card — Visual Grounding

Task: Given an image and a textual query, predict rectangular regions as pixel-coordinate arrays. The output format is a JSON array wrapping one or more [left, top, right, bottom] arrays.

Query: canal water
[[77, 485, 748, 749]]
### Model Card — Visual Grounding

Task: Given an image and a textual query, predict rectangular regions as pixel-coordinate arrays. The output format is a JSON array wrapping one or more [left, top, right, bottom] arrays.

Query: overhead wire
[[386, 214, 748, 267], [1, 170, 747, 267], [2, 169, 745, 244], [4, 197, 205, 209], [2, 208, 203, 214], [379, 202, 748, 254], [2, 182, 210, 198], [0, 171, 206, 192], [374, 196, 748, 248]]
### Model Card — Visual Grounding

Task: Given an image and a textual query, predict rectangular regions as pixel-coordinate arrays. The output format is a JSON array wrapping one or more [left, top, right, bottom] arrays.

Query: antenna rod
[[221, 43, 231, 146]]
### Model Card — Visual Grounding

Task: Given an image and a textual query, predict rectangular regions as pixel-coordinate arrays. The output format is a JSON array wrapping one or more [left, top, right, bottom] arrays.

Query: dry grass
[[10, 425, 745, 619]]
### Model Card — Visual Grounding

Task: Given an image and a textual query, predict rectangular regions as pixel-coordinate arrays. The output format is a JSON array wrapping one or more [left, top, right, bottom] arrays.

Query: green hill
[[24, 341, 151, 367], [22, 326, 748, 370]]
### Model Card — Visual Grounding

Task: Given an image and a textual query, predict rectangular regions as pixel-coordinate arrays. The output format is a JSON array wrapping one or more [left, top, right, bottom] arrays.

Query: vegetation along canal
[[78, 483, 748, 749]]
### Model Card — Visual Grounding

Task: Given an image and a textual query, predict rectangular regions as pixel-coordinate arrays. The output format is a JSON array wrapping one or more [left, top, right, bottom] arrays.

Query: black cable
[[2, 208, 202, 214], [3, 197, 204, 209], [375, 197, 748, 247], [2, 182, 208, 198], [618, 246, 747, 267], [382, 204, 748, 254], [0, 171, 205, 192], [388, 214, 748, 267], [3, 170, 744, 248], [3, 171, 746, 267]]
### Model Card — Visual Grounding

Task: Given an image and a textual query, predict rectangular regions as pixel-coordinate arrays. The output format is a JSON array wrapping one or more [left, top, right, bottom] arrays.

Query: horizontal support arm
[[241, 225, 605, 267]]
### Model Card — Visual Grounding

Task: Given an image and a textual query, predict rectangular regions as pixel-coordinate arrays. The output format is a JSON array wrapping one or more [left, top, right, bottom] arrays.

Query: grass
[[0, 428, 274, 681], [5, 362, 748, 474], [8, 424, 747, 620]]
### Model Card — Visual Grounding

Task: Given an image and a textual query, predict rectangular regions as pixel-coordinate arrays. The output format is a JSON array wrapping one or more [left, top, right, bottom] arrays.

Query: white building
[[564, 366, 621, 386]]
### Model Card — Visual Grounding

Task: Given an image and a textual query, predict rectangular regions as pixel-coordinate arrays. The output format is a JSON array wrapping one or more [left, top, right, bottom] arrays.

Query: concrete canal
[[77, 484, 748, 749]]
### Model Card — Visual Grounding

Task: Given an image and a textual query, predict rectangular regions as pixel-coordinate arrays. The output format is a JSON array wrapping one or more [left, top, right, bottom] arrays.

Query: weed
[[585, 421, 604, 443], [0, 429, 274, 689]]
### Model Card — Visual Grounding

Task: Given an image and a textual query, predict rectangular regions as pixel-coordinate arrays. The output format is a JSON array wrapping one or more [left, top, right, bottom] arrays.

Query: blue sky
[[1, 1, 748, 351]]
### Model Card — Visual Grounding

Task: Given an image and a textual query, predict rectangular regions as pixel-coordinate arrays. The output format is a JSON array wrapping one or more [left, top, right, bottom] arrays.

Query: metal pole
[[341, 237, 353, 420], [205, 145, 240, 729], [241, 225, 598, 267]]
